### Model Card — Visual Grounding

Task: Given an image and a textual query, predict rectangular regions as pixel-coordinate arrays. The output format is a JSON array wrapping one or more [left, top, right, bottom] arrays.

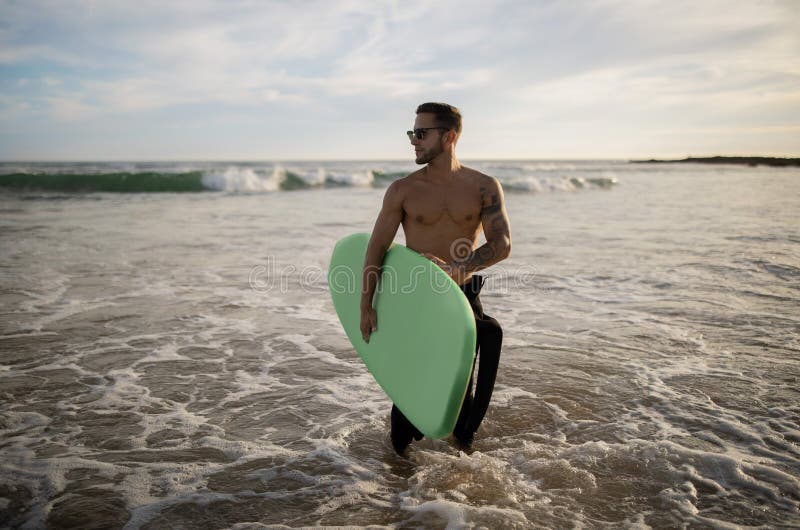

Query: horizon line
[[1, 153, 798, 163]]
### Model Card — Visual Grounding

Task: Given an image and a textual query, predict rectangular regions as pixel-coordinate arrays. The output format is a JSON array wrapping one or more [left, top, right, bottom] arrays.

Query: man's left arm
[[458, 176, 512, 274]]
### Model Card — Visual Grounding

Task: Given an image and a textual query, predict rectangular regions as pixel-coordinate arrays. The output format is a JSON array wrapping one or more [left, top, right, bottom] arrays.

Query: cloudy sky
[[1, 0, 798, 160]]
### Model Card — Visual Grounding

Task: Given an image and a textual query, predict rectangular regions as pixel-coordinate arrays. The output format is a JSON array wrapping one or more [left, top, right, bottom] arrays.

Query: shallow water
[[1, 161, 799, 528]]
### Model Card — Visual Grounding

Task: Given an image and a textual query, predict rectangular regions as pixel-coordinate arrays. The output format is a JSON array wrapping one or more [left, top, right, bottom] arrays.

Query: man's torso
[[396, 167, 487, 281]]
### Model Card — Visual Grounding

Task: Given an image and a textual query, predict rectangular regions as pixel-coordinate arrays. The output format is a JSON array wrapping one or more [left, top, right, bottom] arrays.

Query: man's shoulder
[[403, 168, 427, 181], [388, 169, 425, 190], [458, 166, 499, 191], [383, 171, 421, 204]]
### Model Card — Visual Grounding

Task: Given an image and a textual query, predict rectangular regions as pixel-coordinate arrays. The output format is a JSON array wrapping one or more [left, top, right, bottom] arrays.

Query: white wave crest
[[301, 167, 326, 186], [201, 166, 283, 192], [325, 170, 375, 187], [504, 175, 618, 192]]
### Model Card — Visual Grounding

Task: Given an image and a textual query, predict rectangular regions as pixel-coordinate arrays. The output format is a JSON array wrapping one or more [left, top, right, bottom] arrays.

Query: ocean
[[1, 160, 798, 529]]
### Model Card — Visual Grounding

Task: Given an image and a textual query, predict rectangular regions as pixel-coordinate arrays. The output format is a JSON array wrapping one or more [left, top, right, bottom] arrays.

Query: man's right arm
[[361, 180, 404, 343]]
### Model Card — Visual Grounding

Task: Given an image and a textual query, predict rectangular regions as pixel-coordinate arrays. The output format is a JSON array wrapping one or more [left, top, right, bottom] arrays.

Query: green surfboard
[[328, 233, 477, 439]]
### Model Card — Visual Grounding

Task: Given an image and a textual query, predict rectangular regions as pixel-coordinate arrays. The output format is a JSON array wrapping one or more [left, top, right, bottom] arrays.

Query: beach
[[1, 160, 799, 528]]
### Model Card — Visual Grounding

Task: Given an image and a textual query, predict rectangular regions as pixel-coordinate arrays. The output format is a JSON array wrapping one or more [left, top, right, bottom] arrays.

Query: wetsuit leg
[[389, 274, 502, 453], [464, 315, 503, 434], [453, 275, 503, 447], [390, 404, 423, 455], [452, 369, 475, 445]]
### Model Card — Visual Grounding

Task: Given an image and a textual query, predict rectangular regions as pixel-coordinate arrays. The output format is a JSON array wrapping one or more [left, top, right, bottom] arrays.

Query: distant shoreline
[[630, 156, 800, 167]]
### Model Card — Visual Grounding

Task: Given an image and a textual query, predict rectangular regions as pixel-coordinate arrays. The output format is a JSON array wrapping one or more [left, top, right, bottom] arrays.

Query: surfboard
[[328, 233, 477, 439]]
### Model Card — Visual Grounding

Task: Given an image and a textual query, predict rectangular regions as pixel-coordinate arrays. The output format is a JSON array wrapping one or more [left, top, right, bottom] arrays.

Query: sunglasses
[[406, 127, 449, 140]]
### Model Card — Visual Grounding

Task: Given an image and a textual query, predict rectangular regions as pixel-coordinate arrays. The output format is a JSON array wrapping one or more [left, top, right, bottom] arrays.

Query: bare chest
[[403, 185, 482, 228]]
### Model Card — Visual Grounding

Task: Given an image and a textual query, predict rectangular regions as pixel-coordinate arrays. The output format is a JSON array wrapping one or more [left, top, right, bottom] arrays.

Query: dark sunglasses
[[406, 127, 448, 140]]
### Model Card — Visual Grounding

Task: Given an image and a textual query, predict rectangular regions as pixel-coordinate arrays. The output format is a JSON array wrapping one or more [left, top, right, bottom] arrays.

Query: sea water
[[0, 160, 798, 528]]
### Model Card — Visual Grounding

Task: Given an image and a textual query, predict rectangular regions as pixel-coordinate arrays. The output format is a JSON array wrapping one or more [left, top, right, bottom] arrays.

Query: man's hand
[[422, 253, 468, 285], [360, 305, 377, 343]]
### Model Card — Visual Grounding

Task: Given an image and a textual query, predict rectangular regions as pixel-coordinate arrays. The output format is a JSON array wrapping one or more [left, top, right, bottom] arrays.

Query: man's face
[[411, 112, 445, 165]]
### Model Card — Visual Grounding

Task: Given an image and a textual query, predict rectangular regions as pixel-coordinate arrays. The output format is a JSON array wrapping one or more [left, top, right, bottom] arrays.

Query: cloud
[[0, 94, 32, 117], [0, 1, 427, 115], [0, 44, 84, 66], [0, 0, 798, 157], [45, 95, 97, 121], [1, 0, 499, 118], [485, 0, 800, 138]]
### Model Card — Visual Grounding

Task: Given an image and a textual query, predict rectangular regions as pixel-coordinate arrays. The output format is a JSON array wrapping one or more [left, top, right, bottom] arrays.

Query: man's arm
[[457, 176, 512, 273], [361, 180, 404, 343]]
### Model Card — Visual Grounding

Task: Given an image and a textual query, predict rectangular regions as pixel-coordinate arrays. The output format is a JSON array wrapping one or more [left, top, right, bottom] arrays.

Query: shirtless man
[[360, 102, 512, 455]]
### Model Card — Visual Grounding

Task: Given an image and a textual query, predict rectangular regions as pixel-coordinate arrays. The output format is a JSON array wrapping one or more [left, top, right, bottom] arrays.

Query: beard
[[415, 140, 444, 165]]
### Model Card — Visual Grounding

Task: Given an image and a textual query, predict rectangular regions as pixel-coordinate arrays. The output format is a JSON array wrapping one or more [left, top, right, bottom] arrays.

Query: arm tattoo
[[488, 213, 508, 239], [457, 181, 510, 273], [480, 185, 502, 215]]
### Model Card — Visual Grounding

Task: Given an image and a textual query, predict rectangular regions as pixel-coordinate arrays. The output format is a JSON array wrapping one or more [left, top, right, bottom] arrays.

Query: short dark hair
[[416, 102, 462, 134]]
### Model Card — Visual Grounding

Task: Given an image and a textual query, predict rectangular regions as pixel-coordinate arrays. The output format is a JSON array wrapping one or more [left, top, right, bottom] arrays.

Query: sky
[[0, 0, 798, 160]]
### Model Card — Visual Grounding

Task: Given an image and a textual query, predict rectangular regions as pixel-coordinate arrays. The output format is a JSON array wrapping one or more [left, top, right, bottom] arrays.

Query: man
[[360, 102, 512, 455]]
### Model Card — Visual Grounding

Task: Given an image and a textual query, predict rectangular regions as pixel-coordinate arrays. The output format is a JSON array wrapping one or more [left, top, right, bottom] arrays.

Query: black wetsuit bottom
[[391, 274, 503, 454]]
